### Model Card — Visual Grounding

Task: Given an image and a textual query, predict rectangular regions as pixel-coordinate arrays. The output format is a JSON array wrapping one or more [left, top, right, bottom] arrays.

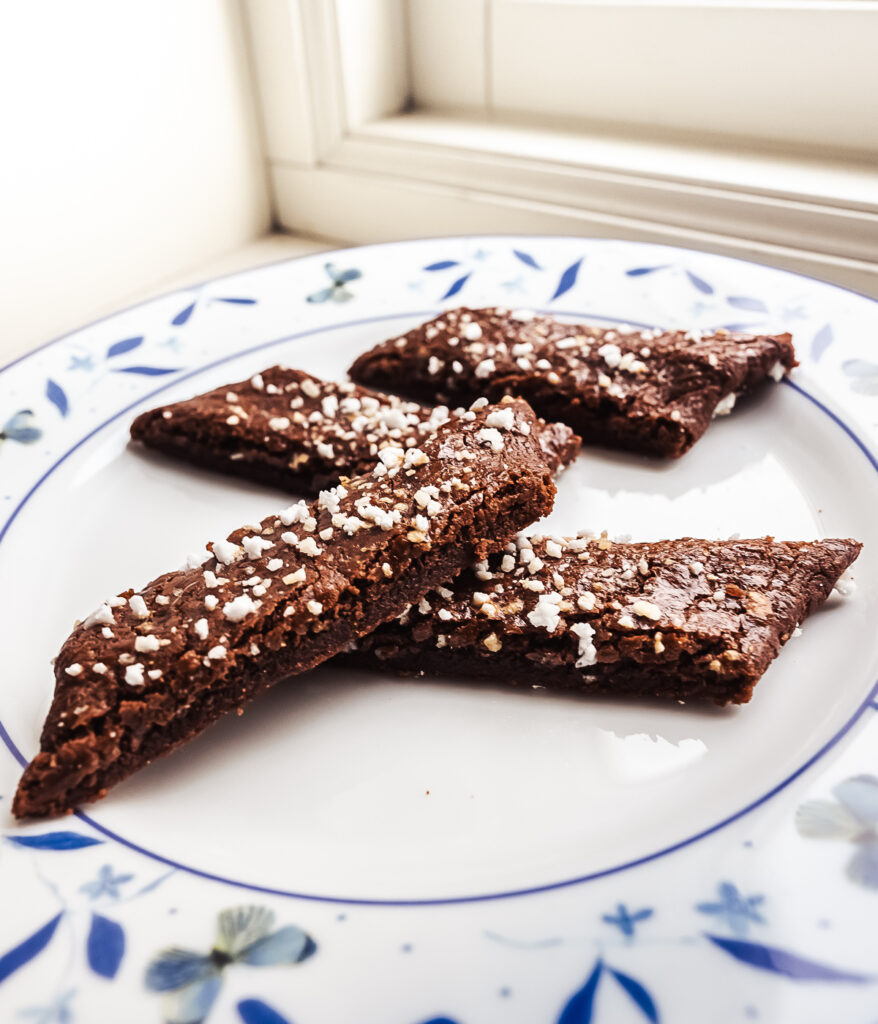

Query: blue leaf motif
[[8, 831, 102, 850], [163, 974, 223, 1024], [306, 286, 336, 304], [609, 969, 659, 1022], [811, 323, 834, 362], [551, 258, 584, 301], [0, 913, 63, 984], [87, 914, 125, 979], [2, 410, 41, 444], [45, 379, 68, 417], [705, 934, 872, 981], [423, 261, 460, 271], [106, 336, 144, 359], [558, 959, 603, 1024], [239, 927, 315, 967], [113, 366, 181, 376], [726, 296, 768, 313], [145, 949, 216, 992], [686, 270, 714, 295], [326, 265, 361, 284], [442, 273, 471, 300], [847, 838, 878, 889], [214, 297, 257, 305], [416, 1019, 461, 1024], [626, 266, 668, 276], [513, 249, 542, 270], [172, 301, 197, 326], [238, 999, 292, 1024]]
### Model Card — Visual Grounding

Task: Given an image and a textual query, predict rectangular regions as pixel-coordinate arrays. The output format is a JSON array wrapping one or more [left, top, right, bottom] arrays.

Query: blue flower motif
[[842, 359, 878, 396], [145, 906, 316, 1024], [1, 410, 42, 446], [696, 882, 765, 935], [79, 864, 134, 901], [306, 263, 361, 303], [601, 903, 654, 938], [18, 988, 75, 1024], [796, 774, 878, 888], [67, 353, 94, 371]]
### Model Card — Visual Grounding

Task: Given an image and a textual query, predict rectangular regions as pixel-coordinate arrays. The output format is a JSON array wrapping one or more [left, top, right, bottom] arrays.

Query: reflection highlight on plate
[[596, 730, 709, 785]]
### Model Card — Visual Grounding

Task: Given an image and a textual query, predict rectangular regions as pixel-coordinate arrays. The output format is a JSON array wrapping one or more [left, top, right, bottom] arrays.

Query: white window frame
[[243, 0, 878, 294]]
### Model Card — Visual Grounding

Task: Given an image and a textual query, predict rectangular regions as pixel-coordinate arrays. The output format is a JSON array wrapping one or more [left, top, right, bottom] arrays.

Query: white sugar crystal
[[527, 592, 563, 632], [207, 645, 227, 660], [485, 408, 515, 430], [241, 535, 274, 559], [135, 635, 160, 653], [321, 394, 339, 418], [194, 618, 209, 639], [522, 579, 544, 592], [427, 356, 443, 375], [577, 592, 596, 611], [768, 361, 786, 382], [713, 393, 737, 417], [283, 568, 307, 585], [438, 608, 453, 621], [462, 321, 483, 341], [379, 446, 405, 469], [148, 669, 163, 680], [204, 570, 219, 588], [404, 447, 429, 468], [250, 373, 265, 390], [279, 501, 309, 526], [101, 627, 114, 639], [316, 441, 334, 460], [65, 663, 83, 676], [477, 427, 504, 452], [631, 600, 661, 620], [307, 600, 323, 615], [186, 549, 211, 569], [205, 595, 218, 610], [212, 539, 242, 565], [84, 603, 115, 628], [125, 664, 145, 686], [300, 378, 321, 398], [474, 358, 496, 378], [267, 558, 284, 572], [598, 342, 622, 368], [281, 531, 299, 545], [268, 416, 291, 431], [128, 594, 149, 619], [223, 595, 260, 622], [319, 527, 334, 541], [528, 557, 545, 574], [510, 309, 534, 321], [501, 554, 515, 573], [544, 540, 563, 559], [689, 561, 704, 575], [571, 621, 597, 667], [298, 536, 322, 557]]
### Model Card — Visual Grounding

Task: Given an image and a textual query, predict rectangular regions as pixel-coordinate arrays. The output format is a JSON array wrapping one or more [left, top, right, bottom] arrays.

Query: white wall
[[0, 1, 271, 355]]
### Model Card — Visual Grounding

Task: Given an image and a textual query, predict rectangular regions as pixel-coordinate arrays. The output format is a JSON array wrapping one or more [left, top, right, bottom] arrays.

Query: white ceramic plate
[[1, 237, 877, 1024]]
